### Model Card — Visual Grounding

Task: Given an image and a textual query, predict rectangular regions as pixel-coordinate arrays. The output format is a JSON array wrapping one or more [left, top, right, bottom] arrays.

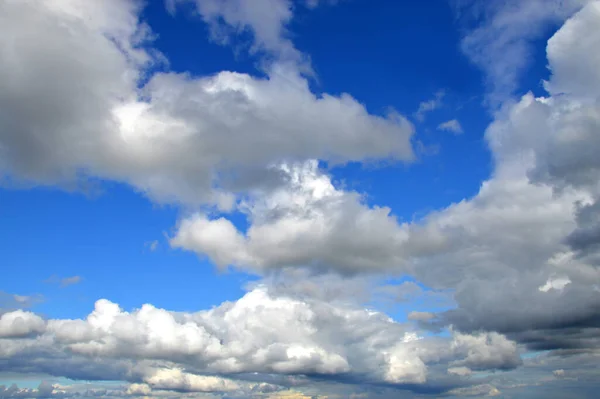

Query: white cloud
[[171, 160, 450, 274], [0, 287, 521, 393], [0, 0, 414, 207], [455, 0, 591, 105], [448, 384, 501, 397], [437, 119, 464, 134], [2, 0, 600, 396], [378, 2, 600, 352], [125, 383, 151, 396], [143, 368, 241, 392], [553, 369, 566, 378], [538, 276, 571, 292], [0, 310, 45, 338], [414, 90, 445, 121]]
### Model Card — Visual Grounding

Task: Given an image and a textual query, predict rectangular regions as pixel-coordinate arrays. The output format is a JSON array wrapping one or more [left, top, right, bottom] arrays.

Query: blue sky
[[1, 0, 600, 398]]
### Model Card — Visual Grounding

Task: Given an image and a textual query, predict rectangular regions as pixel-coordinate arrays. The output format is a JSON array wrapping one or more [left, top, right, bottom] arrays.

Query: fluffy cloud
[[0, 0, 414, 207], [171, 160, 449, 274], [0, 310, 45, 338], [396, 2, 600, 354], [0, 287, 521, 395], [3, 0, 600, 397], [170, 1, 600, 351]]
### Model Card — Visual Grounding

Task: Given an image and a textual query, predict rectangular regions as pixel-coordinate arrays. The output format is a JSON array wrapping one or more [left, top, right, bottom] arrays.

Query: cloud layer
[[0, 286, 521, 396]]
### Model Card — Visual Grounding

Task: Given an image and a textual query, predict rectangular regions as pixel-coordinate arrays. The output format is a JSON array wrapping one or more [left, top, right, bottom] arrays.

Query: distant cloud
[[45, 275, 83, 288], [437, 119, 464, 134], [0, 291, 44, 311], [60, 275, 83, 287], [146, 240, 159, 252], [408, 311, 436, 322], [415, 90, 445, 121]]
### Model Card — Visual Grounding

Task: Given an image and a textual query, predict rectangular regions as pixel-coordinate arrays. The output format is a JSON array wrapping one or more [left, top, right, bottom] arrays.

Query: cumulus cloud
[[0, 288, 521, 395], [170, 2, 600, 353], [0, 0, 414, 207], [3, 0, 600, 397], [391, 2, 600, 355], [171, 160, 451, 274], [0, 310, 45, 338]]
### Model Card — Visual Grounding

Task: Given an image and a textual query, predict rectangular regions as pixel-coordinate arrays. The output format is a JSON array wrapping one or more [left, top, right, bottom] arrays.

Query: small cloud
[[448, 366, 472, 376], [448, 384, 501, 397], [45, 275, 83, 288], [60, 275, 83, 287], [415, 90, 445, 121], [408, 311, 436, 322], [437, 119, 464, 134], [146, 240, 159, 252], [0, 291, 44, 310], [539, 276, 571, 292], [553, 369, 565, 378]]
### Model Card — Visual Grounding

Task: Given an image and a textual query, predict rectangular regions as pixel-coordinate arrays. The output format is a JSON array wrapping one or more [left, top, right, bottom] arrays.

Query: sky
[[0, 0, 599, 398]]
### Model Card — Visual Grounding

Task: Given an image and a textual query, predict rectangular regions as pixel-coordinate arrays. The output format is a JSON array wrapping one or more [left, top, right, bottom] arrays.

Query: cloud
[[45, 275, 83, 288], [447, 384, 501, 397], [408, 312, 436, 322], [0, 287, 522, 395], [2, 0, 600, 396], [146, 240, 159, 252], [0, 0, 414, 208], [553, 369, 566, 378], [414, 90, 445, 121], [142, 368, 241, 392], [171, 160, 450, 274], [385, 2, 600, 355], [437, 119, 464, 134], [0, 292, 44, 311], [454, 0, 591, 105], [170, 0, 306, 69], [447, 366, 472, 377], [0, 310, 45, 338], [60, 276, 83, 288]]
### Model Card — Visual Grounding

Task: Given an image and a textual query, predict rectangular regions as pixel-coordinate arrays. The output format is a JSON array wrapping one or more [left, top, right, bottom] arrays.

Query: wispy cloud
[[414, 90, 445, 121], [437, 119, 464, 134], [0, 291, 44, 310], [146, 240, 159, 252], [45, 275, 83, 288]]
